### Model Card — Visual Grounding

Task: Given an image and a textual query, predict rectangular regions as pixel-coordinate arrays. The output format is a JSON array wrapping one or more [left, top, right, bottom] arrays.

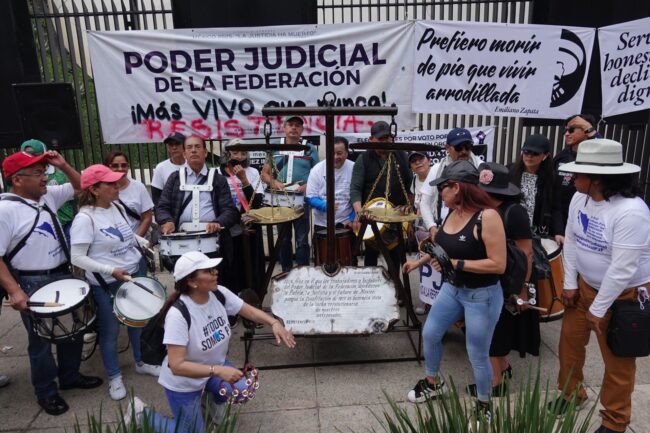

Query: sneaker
[[0, 374, 10, 388], [109, 376, 127, 401], [135, 362, 161, 377], [466, 381, 508, 398], [468, 401, 492, 433], [407, 378, 448, 403], [83, 332, 97, 343], [414, 304, 429, 315], [546, 395, 586, 417], [123, 396, 147, 427]]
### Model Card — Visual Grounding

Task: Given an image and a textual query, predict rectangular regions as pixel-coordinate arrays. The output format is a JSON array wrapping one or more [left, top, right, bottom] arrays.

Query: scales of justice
[[227, 103, 438, 368]]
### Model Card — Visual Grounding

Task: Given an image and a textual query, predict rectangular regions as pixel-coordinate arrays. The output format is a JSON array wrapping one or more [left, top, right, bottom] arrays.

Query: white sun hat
[[173, 251, 222, 282], [560, 139, 640, 175]]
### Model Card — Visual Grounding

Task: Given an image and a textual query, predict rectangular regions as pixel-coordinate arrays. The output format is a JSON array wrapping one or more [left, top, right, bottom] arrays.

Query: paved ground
[[1, 262, 649, 433]]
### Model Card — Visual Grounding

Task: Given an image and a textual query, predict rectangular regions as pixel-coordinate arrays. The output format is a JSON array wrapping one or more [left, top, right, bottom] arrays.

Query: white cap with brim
[[173, 251, 223, 282], [560, 139, 640, 175]]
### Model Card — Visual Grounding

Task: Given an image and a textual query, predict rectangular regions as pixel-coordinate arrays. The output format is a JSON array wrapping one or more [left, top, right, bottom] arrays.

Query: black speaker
[[13, 83, 84, 150], [530, 0, 650, 125], [171, 0, 317, 28], [0, 0, 40, 147]]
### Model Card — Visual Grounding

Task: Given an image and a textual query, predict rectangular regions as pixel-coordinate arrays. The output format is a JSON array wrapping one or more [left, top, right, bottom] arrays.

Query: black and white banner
[[599, 17, 650, 117], [412, 21, 595, 119], [88, 22, 415, 144]]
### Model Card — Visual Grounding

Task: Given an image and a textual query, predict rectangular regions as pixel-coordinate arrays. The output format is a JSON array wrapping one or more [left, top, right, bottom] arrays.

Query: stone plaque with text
[[270, 266, 400, 335]]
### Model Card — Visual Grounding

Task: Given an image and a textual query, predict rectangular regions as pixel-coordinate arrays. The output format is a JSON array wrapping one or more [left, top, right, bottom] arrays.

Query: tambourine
[[418, 239, 456, 284], [218, 364, 259, 404]]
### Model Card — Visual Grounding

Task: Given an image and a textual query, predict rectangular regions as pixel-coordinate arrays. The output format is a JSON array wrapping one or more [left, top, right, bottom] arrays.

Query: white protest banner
[[599, 17, 650, 117], [87, 22, 415, 144], [345, 126, 495, 163], [412, 21, 595, 119]]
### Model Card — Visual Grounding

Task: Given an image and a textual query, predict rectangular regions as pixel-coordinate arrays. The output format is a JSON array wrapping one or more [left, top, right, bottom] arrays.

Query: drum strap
[[177, 168, 212, 230]]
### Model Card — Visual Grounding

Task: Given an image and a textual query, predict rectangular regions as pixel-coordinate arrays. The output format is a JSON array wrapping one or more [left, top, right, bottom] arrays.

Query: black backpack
[[477, 206, 528, 297], [140, 290, 226, 365]]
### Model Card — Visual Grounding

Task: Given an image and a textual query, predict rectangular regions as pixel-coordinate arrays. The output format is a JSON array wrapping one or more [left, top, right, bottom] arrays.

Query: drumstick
[[123, 276, 164, 299], [3, 301, 65, 307]]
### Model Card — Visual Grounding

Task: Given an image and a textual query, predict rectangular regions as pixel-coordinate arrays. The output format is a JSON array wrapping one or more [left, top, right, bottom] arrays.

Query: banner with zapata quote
[[598, 17, 650, 118], [87, 22, 416, 144], [411, 20, 595, 119]]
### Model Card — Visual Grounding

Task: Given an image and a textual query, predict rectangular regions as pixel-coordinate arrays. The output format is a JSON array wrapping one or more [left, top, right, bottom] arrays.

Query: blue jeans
[[280, 204, 310, 271], [423, 282, 503, 401], [17, 270, 84, 399], [147, 361, 249, 433], [91, 266, 145, 379]]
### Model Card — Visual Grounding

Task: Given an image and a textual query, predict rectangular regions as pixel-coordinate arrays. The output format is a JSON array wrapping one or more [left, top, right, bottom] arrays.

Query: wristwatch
[[456, 260, 465, 271]]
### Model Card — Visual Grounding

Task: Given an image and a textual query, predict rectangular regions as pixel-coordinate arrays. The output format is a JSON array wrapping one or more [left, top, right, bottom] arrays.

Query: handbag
[[607, 288, 650, 357]]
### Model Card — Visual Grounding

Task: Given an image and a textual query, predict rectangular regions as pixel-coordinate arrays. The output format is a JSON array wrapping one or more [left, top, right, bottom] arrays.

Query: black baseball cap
[[370, 121, 391, 139], [429, 160, 479, 186], [408, 151, 428, 162], [164, 132, 186, 144], [522, 134, 550, 154]]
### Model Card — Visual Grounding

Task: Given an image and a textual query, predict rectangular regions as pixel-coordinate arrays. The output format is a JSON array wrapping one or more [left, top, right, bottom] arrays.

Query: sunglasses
[[452, 143, 472, 152], [564, 126, 595, 134], [522, 150, 541, 156], [437, 182, 456, 192], [110, 163, 129, 169]]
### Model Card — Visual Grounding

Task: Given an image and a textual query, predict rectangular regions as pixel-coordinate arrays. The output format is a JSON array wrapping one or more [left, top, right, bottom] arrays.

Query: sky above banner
[[411, 21, 595, 119], [87, 22, 416, 144]]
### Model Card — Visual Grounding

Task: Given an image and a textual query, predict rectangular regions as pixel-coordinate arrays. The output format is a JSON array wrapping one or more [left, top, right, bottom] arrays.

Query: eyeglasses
[[564, 126, 585, 134], [15, 171, 47, 178], [522, 150, 541, 156], [437, 182, 455, 192], [110, 163, 129, 169]]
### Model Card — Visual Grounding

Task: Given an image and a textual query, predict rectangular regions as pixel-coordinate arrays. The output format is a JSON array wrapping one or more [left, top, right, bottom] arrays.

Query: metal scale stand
[[236, 104, 438, 369]]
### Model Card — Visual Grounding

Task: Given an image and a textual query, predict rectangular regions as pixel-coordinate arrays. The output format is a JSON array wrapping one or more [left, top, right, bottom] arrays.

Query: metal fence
[[23, 0, 650, 199]]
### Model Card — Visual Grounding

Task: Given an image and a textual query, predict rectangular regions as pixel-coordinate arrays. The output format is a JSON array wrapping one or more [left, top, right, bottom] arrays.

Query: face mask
[[228, 159, 249, 168]]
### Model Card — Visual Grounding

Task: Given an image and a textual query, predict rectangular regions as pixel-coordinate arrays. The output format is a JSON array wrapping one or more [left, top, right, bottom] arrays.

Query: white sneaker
[[135, 362, 161, 377], [83, 332, 97, 343], [123, 396, 147, 427], [414, 305, 429, 315], [109, 376, 127, 401]]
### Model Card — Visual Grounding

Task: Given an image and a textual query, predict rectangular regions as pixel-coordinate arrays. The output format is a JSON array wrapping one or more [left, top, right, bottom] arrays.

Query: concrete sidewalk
[[1, 268, 649, 433]]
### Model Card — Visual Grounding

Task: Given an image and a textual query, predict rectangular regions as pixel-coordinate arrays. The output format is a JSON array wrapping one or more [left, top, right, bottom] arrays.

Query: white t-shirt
[[179, 165, 218, 226], [70, 204, 142, 285], [158, 287, 244, 392], [563, 192, 650, 316], [306, 159, 354, 227], [218, 166, 265, 237], [117, 179, 154, 233], [0, 184, 74, 271], [151, 159, 184, 190], [410, 174, 427, 211]]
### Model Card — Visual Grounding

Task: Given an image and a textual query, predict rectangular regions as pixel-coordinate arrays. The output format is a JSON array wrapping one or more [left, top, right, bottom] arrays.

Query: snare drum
[[159, 231, 220, 257], [30, 278, 95, 343], [263, 189, 305, 208], [315, 228, 353, 266], [113, 277, 166, 327], [537, 238, 565, 322]]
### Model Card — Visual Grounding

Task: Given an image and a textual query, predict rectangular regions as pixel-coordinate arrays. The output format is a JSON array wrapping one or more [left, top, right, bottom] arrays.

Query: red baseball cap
[[81, 164, 125, 189], [2, 151, 48, 179]]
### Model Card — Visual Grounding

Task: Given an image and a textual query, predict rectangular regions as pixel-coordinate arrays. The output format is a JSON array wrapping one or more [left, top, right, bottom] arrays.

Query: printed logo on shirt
[[34, 222, 57, 239], [558, 170, 574, 187], [100, 226, 125, 242], [575, 211, 607, 253], [201, 316, 231, 351]]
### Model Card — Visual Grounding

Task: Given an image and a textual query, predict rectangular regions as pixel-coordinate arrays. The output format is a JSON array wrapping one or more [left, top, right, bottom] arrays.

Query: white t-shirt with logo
[[0, 184, 74, 271], [564, 192, 650, 316], [306, 159, 354, 227], [151, 159, 184, 190], [158, 287, 244, 392], [70, 204, 142, 285], [117, 179, 154, 232]]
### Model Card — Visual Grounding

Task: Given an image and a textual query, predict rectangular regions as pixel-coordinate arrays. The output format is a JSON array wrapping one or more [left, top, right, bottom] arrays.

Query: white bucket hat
[[173, 251, 222, 282], [560, 139, 640, 175]]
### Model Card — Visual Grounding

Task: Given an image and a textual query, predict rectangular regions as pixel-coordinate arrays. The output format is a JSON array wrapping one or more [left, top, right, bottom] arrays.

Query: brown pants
[[558, 276, 646, 431]]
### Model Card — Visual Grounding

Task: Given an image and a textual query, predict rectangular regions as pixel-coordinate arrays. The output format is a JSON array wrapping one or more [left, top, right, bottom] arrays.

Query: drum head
[[114, 277, 166, 322], [30, 279, 90, 315]]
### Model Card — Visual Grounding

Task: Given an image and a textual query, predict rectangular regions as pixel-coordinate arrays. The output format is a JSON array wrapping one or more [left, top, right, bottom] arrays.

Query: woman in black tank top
[[402, 160, 506, 421]]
